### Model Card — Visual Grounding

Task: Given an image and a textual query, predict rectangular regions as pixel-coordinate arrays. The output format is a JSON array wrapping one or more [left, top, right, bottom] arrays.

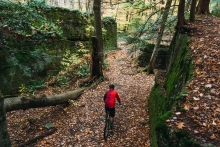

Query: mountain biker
[[104, 84, 121, 129]]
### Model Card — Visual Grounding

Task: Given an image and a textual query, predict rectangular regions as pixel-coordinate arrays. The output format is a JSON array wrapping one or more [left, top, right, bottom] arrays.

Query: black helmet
[[109, 84, 115, 89]]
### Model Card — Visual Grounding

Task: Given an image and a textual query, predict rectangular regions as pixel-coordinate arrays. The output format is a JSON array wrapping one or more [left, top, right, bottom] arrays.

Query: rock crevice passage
[[7, 41, 154, 147]]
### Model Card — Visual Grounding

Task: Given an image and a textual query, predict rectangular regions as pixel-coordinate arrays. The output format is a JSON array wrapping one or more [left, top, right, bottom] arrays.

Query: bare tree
[[176, 0, 186, 29], [86, 0, 92, 12], [70, 0, 75, 9], [148, 0, 173, 74], [92, 0, 103, 77], [190, 0, 197, 21], [78, 0, 82, 11]]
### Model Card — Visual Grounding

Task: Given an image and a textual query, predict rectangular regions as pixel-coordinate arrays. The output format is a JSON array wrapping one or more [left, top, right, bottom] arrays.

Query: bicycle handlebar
[[116, 103, 122, 107]]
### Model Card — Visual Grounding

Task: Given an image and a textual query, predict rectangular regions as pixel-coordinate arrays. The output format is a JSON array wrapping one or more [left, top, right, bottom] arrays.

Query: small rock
[[210, 89, 216, 94], [199, 93, 204, 97], [173, 117, 177, 120], [200, 114, 205, 117]]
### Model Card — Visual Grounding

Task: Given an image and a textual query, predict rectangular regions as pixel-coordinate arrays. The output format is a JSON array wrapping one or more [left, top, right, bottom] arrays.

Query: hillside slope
[[172, 15, 220, 146], [149, 15, 220, 147]]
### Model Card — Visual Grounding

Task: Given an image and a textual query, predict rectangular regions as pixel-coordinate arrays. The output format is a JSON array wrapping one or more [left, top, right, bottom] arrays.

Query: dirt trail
[[7, 41, 154, 147], [63, 41, 155, 146]]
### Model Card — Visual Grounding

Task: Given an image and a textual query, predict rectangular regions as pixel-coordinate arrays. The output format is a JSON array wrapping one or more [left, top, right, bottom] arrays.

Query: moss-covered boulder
[[138, 44, 169, 69], [42, 8, 88, 40], [102, 17, 117, 49]]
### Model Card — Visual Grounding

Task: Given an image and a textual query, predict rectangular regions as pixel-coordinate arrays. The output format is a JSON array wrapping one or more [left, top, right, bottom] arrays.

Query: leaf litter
[[167, 15, 220, 146], [6, 41, 154, 146]]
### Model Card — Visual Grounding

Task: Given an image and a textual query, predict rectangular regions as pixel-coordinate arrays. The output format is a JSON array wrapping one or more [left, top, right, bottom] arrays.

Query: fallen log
[[4, 88, 85, 112]]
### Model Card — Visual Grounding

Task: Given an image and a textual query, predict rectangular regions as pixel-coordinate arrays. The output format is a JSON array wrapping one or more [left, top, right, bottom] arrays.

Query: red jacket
[[104, 89, 121, 108]]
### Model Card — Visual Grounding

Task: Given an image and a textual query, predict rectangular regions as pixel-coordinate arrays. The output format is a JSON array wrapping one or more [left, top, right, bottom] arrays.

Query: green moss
[[0, 2, 92, 95], [159, 111, 173, 122], [102, 17, 117, 49], [43, 8, 87, 39], [148, 31, 199, 147], [164, 35, 192, 98], [175, 88, 188, 100], [149, 84, 168, 147]]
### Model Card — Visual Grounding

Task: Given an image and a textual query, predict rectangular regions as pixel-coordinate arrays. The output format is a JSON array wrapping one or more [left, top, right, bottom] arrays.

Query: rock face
[[148, 31, 197, 147], [0, 1, 117, 95], [0, 2, 89, 95], [43, 8, 88, 40], [138, 43, 169, 70]]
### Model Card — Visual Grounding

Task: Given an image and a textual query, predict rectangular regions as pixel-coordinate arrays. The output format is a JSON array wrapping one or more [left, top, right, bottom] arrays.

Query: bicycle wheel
[[104, 122, 109, 140], [104, 116, 111, 140]]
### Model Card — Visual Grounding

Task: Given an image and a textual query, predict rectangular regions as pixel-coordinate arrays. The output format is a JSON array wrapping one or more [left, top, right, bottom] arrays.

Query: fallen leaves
[[6, 41, 154, 147], [210, 134, 217, 140], [168, 15, 220, 146]]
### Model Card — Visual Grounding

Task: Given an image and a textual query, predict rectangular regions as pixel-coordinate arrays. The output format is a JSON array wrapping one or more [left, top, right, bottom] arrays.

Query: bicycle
[[103, 103, 121, 141], [104, 111, 111, 141]]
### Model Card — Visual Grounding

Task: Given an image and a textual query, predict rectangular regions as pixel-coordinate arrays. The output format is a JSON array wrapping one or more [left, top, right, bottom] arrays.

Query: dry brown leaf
[[184, 104, 189, 110], [194, 130, 199, 134], [193, 97, 200, 101], [193, 106, 199, 110], [175, 122, 185, 129], [215, 108, 220, 112], [175, 112, 181, 115], [210, 134, 217, 140]]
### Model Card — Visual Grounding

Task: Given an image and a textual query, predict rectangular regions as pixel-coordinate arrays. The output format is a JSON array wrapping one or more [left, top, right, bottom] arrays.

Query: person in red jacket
[[104, 84, 121, 129]]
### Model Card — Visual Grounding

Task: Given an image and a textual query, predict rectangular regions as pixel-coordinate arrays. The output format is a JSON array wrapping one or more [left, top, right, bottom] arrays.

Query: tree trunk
[[148, 0, 172, 74], [197, 0, 210, 14], [0, 98, 11, 147], [185, 0, 192, 12], [124, 11, 129, 31], [70, 0, 75, 9], [86, 0, 91, 12], [190, 0, 197, 21], [4, 88, 85, 112], [93, 0, 103, 77], [78, 0, 82, 11], [91, 37, 103, 77], [176, 0, 186, 30]]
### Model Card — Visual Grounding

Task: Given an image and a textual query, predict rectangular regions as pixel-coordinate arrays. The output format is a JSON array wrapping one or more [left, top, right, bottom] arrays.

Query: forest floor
[[6, 15, 220, 147], [6, 40, 155, 147]]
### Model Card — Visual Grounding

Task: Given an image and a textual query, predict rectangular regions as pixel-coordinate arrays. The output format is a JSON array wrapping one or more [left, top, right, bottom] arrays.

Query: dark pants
[[105, 107, 115, 117]]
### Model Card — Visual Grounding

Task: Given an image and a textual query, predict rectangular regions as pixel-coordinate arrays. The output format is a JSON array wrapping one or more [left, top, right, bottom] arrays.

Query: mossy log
[[4, 88, 85, 112]]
